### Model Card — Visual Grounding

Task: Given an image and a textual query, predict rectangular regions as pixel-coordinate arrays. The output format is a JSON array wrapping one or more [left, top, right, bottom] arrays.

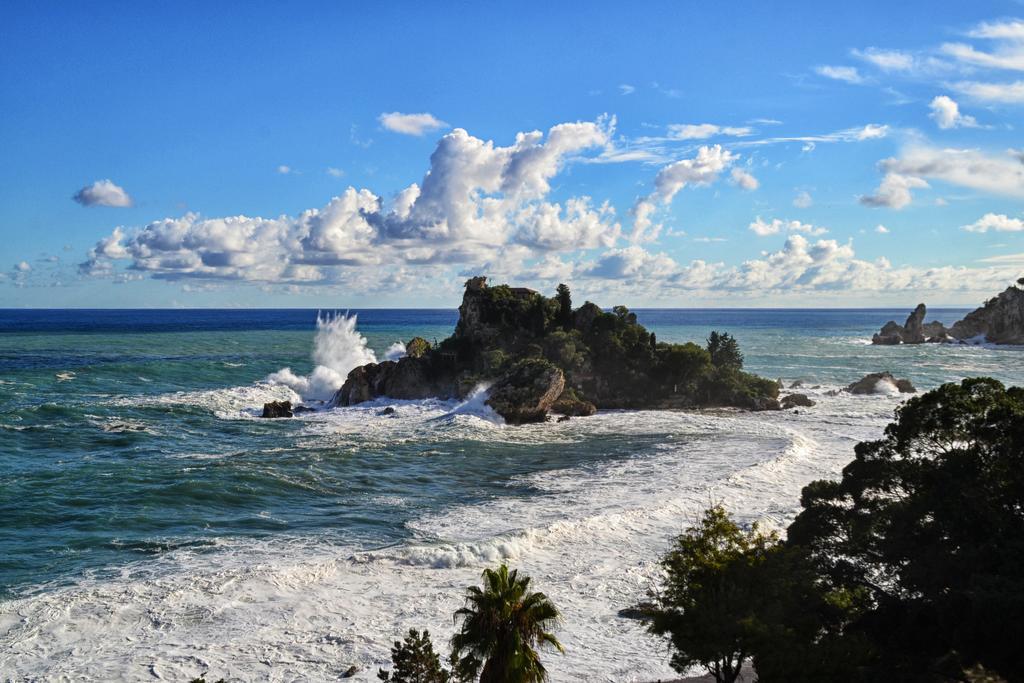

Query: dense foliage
[[647, 378, 1024, 682], [444, 279, 777, 410]]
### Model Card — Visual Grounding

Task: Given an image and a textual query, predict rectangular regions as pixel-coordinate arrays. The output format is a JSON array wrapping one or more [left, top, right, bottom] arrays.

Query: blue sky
[[1, 1, 1023, 308]]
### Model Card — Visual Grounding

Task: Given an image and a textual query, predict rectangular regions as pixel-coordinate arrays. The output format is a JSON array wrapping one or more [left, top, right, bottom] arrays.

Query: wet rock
[[781, 393, 815, 409], [789, 379, 804, 389], [551, 388, 597, 417], [846, 372, 916, 395], [557, 415, 571, 423], [378, 406, 397, 416], [341, 665, 358, 678], [261, 400, 293, 418], [949, 285, 1024, 344], [486, 359, 565, 424]]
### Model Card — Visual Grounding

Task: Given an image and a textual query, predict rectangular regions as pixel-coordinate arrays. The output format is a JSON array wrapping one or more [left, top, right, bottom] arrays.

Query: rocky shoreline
[[324, 277, 782, 424], [872, 280, 1024, 346]]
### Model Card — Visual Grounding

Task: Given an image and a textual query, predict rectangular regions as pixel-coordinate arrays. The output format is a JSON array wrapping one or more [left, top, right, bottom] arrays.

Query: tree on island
[[706, 331, 743, 370], [451, 564, 564, 683], [555, 283, 572, 331]]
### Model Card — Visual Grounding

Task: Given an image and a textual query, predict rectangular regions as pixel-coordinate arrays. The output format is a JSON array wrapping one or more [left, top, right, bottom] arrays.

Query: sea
[[2, 307, 1023, 682]]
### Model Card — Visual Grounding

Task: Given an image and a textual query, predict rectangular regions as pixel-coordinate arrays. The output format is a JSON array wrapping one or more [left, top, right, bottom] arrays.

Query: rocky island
[[329, 277, 780, 423], [872, 279, 1024, 345]]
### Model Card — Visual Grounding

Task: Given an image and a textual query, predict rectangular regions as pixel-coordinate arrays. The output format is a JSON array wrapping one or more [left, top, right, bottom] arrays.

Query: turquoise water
[[2, 308, 1022, 681]]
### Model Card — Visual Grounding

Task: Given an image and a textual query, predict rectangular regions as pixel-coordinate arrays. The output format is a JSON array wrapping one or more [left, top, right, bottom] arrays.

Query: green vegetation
[[450, 279, 777, 410], [645, 378, 1024, 682], [451, 565, 564, 683], [377, 564, 563, 683], [378, 629, 452, 683]]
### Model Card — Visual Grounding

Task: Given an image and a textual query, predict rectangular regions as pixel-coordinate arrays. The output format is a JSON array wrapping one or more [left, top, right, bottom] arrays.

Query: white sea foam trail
[[267, 313, 377, 401]]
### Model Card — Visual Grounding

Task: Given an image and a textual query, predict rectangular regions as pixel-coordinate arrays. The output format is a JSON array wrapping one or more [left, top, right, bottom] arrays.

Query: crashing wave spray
[[267, 312, 377, 401]]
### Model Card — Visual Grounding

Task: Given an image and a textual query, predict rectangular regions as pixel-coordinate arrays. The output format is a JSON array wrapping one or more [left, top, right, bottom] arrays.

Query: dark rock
[[557, 415, 571, 423], [341, 665, 358, 678], [378, 406, 396, 416], [781, 393, 815, 409], [292, 405, 316, 414], [871, 304, 948, 345], [618, 602, 657, 620], [261, 400, 293, 418], [749, 396, 782, 411], [485, 359, 565, 424], [846, 372, 916, 395], [551, 388, 597, 417], [789, 379, 804, 389], [949, 285, 1024, 344]]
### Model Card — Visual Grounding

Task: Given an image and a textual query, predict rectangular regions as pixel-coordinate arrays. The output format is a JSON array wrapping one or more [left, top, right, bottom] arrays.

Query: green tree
[[706, 331, 743, 370], [378, 629, 452, 683], [648, 506, 777, 683], [788, 377, 1024, 680], [451, 565, 564, 683], [555, 284, 572, 331]]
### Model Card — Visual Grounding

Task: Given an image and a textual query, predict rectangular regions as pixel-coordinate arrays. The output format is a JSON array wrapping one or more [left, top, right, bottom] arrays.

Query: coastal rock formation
[[871, 304, 949, 345], [781, 393, 815, 409], [261, 400, 293, 418], [485, 359, 565, 424], [949, 285, 1024, 344], [872, 281, 1024, 345], [846, 372, 916, 395], [331, 276, 779, 423]]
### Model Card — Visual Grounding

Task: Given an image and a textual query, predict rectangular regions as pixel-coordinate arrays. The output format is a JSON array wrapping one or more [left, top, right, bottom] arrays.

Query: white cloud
[[749, 217, 827, 237], [793, 190, 813, 208], [277, 165, 292, 175], [962, 213, 1024, 233], [860, 172, 930, 209], [855, 124, 889, 140], [378, 112, 449, 136], [870, 146, 1024, 203], [72, 180, 133, 208], [730, 167, 759, 191], [928, 95, 978, 129], [15, 261, 30, 272], [952, 80, 1024, 103], [81, 119, 620, 282], [852, 47, 915, 71], [815, 65, 864, 84], [579, 245, 678, 280], [875, 224, 890, 234], [667, 123, 754, 140], [619, 84, 636, 95], [326, 167, 345, 177], [628, 145, 742, 243]]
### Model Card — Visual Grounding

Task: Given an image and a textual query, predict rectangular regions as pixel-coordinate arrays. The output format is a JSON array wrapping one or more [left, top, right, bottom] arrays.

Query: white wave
[[267, 312, 377, 401], [384, 341, 406, 361], [1, 394, 901, 682], [121, 382, 300, 419], [437, 383, 503, 425], [55, 371, 76, 381]]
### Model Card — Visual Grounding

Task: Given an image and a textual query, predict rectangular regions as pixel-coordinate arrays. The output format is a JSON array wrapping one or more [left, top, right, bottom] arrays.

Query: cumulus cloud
[[875, 224, 890, 234], [379, 112, 449, 136], [81, 119, 620, 281], [870, 147, 1024, 204], [860, 172, 930, 209], [628, 144, 743, 243], [667, 123, 754, 140], [793, 190, 813, 208], [579, 245, 678, 280], [72, 180, 133, 208], [15, 261, 31, 272], [730, 168, 759, 191], [928, 95, 978, 129], [749, 217, 828, 237], [962, 213, 1024, 233], [815, 65, 865, 84]]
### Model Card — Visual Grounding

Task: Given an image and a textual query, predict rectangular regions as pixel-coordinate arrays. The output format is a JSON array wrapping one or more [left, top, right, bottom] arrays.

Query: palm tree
[[450, 564, 564, 683]]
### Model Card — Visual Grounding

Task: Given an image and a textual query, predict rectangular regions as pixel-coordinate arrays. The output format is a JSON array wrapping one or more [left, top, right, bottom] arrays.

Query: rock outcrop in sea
[[329, 276, 780, 423], [872, 280, 1024, 345], [846, 372, 916, 395]]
